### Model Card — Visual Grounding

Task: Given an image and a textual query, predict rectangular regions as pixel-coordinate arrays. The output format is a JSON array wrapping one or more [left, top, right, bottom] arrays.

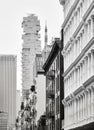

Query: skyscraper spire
[[45, 20, 48, 47]]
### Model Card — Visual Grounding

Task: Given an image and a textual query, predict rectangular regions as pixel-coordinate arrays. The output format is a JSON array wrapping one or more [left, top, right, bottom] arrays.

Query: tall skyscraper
[[22, 14, 41, 99], [60, 0, 94, 130], [0, 55, 17, 129]]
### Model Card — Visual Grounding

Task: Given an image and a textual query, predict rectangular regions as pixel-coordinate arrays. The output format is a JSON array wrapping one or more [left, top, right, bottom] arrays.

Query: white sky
[[0, 0, 64, 90]]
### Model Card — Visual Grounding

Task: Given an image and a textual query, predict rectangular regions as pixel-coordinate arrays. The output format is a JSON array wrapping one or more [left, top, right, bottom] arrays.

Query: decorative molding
[[83, 75, 94, 88], [63, 1, 94, 51], [64, 76, 94, 103], [63, 37, 94, 77], [61, 0, 79, 29], [83, 1, 94, 21], [73, 85, 85, 96]]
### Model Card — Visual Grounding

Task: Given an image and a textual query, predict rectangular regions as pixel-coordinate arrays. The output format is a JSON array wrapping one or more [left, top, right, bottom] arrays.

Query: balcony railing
[[47, 90, 55, 99], [47, 70, 55, 80], [47, 111, 55, 119]]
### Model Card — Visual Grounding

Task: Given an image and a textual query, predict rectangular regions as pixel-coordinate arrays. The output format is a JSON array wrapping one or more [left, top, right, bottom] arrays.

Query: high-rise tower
[[0, 55, 17, 129], [22, 14, 41, 99]]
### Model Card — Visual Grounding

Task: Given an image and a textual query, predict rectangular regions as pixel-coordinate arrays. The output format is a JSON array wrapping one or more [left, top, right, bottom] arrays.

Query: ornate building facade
[[59, 0, 94, 130]]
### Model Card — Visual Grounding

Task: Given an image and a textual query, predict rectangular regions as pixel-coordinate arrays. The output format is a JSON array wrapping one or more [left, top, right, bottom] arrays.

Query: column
[[87, 22, 89, 44], [82, 0, 84, 17], [66, 52, 68, 70], [91, 50, 94, 75], [79, 65, 81, 87], [88, 89, 91, 117], [72, 70, 74, 91], [91, 86, 94, 115], [79, 96, 81, 121], [80, 95, 82, 120], [80, 33, 82, 52], [85, 24, 88, 47], [78, 37, 80, 55], [74, 13, 76, 32], [76, 98, 78, 122], [70, 74, 72, 92], [78, 97, 80, 121], [71, 73, 72, 93], [83, 93, 85, 119], [68, 103, 70, 125], [82, 60, 84, 83], [77, 67, 79, 88], [74, 68, 76, 91], [87, 53, 90, 78], [72, 100, 74, 124], [66, 78, 68, 97], [84, 90, 87, 118], [91, 15, 94, 37], [78, 66, 80, 88], [74, 40, 77, 59], [83, 28, 85, 49], [89, 53, 91, 77], [74, 99, 76, 123], [85, 56, 88, 81], [65, 105, 67, 127], [70, 102, 72, 125], [80, 63, 82, 86], [81, 94, 84, 120], [89, 19, 91, 39], [76, 68, 78, 89], [86, 90, 88, 117]]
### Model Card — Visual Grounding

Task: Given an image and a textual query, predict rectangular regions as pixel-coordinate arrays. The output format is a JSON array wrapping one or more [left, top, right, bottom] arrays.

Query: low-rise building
[[43, 38, 64, 130]]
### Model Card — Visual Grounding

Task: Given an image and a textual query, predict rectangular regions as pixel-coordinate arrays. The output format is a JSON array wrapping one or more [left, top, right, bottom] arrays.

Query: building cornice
[[83, 1, 94, 21], [73, 85, 85, 96], [83, 75, 94, 88], [62, 0, 94, 30], [73, 21, 84, 38], [63, 37, 94, 77], [62, 75, 94, 105], [43, 38, 61, 74]]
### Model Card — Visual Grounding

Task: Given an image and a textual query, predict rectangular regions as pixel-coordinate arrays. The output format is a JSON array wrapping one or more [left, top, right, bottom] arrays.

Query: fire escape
[[46, 69, 55, 130]]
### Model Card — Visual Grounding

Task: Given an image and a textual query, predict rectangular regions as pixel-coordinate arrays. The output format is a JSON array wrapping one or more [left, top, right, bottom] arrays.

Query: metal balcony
[[47, 90, 55, 99], [47, 111, 55, 119], [47, 70, 55, 80]]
